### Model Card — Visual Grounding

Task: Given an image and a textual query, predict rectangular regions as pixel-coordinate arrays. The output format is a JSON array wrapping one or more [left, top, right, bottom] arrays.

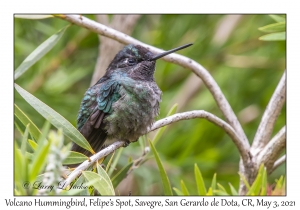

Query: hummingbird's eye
[[127, 58, 136, 65]]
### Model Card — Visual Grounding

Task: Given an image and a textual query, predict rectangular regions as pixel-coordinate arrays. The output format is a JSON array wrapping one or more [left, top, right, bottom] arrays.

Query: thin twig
[[57, 141, 125, 193], [251, 71, 286, 155], [55, 14, 249, 148], [59, 110, 249, 191], [257, 126, 286, 171], [269, 155, 286, 174]]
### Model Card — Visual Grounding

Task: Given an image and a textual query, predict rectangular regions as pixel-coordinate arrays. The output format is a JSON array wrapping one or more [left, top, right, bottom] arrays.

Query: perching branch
[[56, 14, 249, 148], [60, 110, 248, 190], [58, 140, 125, 193], [251, 71, 286, 155], [269, 155, 286, 174], [149, 111, 249, 165], [257, 126, 286, 172]]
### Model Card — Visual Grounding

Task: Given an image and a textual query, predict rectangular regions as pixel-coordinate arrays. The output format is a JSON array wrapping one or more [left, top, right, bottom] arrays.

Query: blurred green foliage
[[14, 14, 286, 195]]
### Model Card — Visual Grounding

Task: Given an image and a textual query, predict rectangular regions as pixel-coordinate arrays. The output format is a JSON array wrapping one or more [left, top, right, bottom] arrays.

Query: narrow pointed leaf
[[152, 104, 177, 145], [29, 121, 50, 181], [239, 172, 251, 190], [62, 151, 88, 165], [229, 183, 238, 195], [258, 22, 285, 33], [14, 25, 68, 80], [180, 180, 190, 195], [97, 163, 114, 190], [76, 175, 90, 196], [105, 151, 115, 173], [217, 183, 228, 194], [269, 15, 285, 23], [28, 139, 38, 151], [247, 164, 264, 195], [214, 190, 229, 195], [148, 139, 172, 195], [111, 162, 133, 188], [259, 32, 286, 41], [59, 178, 98, 196], [194, 163, 207, 195], [272, 176, 284, 195], [29, 141, 51, 182], [211, 173, 217, 195], [260, 167, 267, 195], [15, 15, 53, 19], [14, 121, 24, 136], [21, 124, 30, 154], [108, 147, 123, 176], [14, 143, 25, 184], [173, 187, 183, 196], [82, 171, 115, 195], [14, 104, 42, 140], [15, 84, 93, 153], [206, 187, 213, 195]]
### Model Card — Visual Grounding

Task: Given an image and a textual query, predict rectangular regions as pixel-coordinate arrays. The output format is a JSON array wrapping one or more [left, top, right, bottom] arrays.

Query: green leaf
[[269, 15, 285, 23], [217, 183, 228, 194], [258, 22, 285, 33], [14, 143, 25, 184], [173, 187, 183, 196], [211, 173, 217, 195], [21, 124, 30, 154], [214, 190, 229, 195], [59, 178, 98, 196], [148, 139, 172, 195], [111, 162, 133, 188], [29, 122, 51, 182], [259, 32, 286, 41], [247, 164, 264, 195], [180, 180, 190, 195], [108, 147, 123, 176], [105, 151, 115, 173], [15, 15, 53, 19], [97, 163, 114, 191], [14, 121, 24, 136], [63, 151, 88, 165], [14, 145, 27, 195], [29, 140, 51, 182], [82, 171, 115, 195], [194, 163, 207, 195], [260, 167, 267, 195], [273, 175, 284, 194], [14, 25, 69, 80], [239, 172, 251, 190], [14, 104, 42, 140], [152, 103, 177, 145], [229, 183, 238, 195], [15, 84, 93, 153], [28, 139, 38, 151], [139, 135, 146, 152], [206, 187, 213, 195]]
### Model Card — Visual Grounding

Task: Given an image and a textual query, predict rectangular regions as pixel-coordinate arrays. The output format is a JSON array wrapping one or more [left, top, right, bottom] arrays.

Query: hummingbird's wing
[[71, 79, 120, 158]]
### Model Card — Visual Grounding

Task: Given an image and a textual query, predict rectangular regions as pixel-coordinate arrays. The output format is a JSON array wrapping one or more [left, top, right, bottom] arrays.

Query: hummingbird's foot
[[123, 140, 131, 147]]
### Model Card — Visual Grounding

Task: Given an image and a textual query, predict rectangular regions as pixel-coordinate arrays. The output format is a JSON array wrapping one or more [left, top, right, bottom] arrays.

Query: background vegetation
[[14, 14, 286, 195]]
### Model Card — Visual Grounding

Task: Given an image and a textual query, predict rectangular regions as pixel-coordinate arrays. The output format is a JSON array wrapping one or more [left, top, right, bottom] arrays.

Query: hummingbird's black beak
[[148, 43, 193, 61]]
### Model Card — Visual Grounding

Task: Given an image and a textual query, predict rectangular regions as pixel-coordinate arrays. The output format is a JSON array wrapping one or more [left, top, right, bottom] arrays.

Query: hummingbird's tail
[[68, 124, 107, 167]]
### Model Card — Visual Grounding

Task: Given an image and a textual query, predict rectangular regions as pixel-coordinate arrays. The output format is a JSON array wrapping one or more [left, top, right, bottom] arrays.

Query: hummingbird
[[71, 43, 193, 157]]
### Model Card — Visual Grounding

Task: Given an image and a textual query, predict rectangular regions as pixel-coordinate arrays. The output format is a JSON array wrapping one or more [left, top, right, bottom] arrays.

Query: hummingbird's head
[[106, 44, 156, 81], [106, 43, 193, 81]]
